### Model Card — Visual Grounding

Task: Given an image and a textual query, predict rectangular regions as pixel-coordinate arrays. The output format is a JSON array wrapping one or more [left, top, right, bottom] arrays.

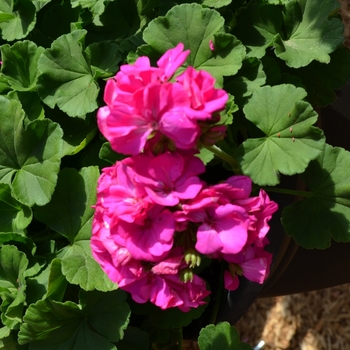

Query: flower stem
[[205, 145, 241, 173], [210, 261, 225, 325], [262, 186, 312, 198]]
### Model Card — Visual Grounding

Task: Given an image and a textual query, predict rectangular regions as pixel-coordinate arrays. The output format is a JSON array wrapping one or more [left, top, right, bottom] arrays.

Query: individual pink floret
[[176, 66, 228, 120], [132, 151, 205, 206], [157, 43, 190, 81], [112, 204, 175, 262]]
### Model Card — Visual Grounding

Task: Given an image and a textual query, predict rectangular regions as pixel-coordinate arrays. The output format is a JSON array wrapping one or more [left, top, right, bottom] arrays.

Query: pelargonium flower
[[97, 43, 228, 155], [224, 245, 273, 291], [176, 66, 228, 120], [132, 151, 205, 206]]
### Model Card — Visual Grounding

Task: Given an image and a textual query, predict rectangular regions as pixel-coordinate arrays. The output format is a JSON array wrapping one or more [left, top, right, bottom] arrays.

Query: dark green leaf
[[232, 4, 282, 59], [1, 41, 44, 92], [0, 184, 32, 233], [0, 0, 36, 41], [282, 145, 350, 248], [0, 245, 28, 330], [85, 41, 121, 78], [18, 290, 130, 349], [224, 57, 266, 107], [34, 167, 99, 242]]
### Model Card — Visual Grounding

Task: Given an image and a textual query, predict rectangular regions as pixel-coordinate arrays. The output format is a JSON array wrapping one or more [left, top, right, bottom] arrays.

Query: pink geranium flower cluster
[[92, 43, 278, 311]]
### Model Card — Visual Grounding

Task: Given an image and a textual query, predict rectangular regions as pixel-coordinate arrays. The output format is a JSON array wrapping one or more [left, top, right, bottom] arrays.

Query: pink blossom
[[176, 66, 228, 120], [98, 81, 201, 154], [179, 203, 250, 256], [132, 152, 205, 206], [97, 159, 151, 224], [112, 204, 175, 262], [209, 40, 215, 51], [224, 270, 239, 291], [157, 43, 190, 81]]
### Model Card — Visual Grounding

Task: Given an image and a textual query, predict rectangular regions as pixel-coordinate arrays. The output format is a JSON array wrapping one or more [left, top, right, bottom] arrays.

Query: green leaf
[[196, 147, 215, 165], [237, 85, 325, 185], [202, 0, 232, 8], [18, 290, 130, 349], [282, 145, 350, 249], [281, 46, 350, 106], [116, 327, 149, 350], [40, 2, 80, 41], [7, 91, 45, 125], [232, 4, 282, 59], [34, 167, 99, 242], [34, 166, 114, 292], [1, 41, 45, 92], [0, 184, 32, 233], [85, 41, 121, 79], [0, 245, 28, 330], [0, 0, 36, 41], [59, 240, 116, 291], [150, 303, 206, 328], [143, 3, 245, 85], [224, 57, 266, 107], [89, 0, 141, 42], [71, 0, 105, 18], [36, 30, 99, 118], [46, 108, 97, 156], [198, 322, 251, 350], [0, 97, 63, 206], [99, 142, 126, 164], [274, 0, 344, 68]]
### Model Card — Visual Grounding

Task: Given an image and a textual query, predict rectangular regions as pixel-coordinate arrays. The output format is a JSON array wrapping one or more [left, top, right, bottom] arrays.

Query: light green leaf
[[0, 0, 36, 41], [198, 322, 251, 350], [0, 184, 32, 233], [0, 97, 63, 206], [143, 3, 245, 85], [274, 0, 344, 68], [85, 41, 121, 79], [59, 240, 116, 292], [1, 41, 45, 92], [232, 4, 282, 59], [18, 290, 130, 349], [196, 147, 215, 165], [36, 30, 99, 118], [282, 145, 350, 249], [202, 0, 232, 8], [0, 245, 28, 330], [71, 0, 105, 17], [237, 85, 325, 185]]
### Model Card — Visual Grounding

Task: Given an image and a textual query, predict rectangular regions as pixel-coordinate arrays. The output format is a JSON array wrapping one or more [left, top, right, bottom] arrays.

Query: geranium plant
[[0, 0, 349, 349]]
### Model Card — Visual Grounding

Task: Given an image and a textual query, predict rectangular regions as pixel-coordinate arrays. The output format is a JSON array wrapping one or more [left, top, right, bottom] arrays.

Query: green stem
[[205, 145, 241, 173], [178, 327, 183, 350], [210, 261, 225, 325], [262, 186, 312, 198]]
